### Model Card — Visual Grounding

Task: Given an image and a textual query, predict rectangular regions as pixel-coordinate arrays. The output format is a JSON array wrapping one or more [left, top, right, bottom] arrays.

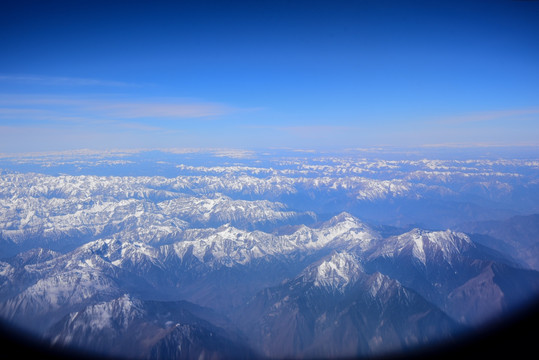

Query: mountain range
[[1, 150, 538, 359]]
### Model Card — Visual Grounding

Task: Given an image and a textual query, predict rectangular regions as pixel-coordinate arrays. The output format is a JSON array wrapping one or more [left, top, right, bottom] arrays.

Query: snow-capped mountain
[[1, 149, 539, 359], [365, 229, 539, 325], [234, 250, 461, 358], [0, 173, 317, 256], [302, 251, 363, 292], [1, 210, 537, 358], [0, 213, 383, 320], [46, 294, 255, 359], [368, 229, 474, 267]]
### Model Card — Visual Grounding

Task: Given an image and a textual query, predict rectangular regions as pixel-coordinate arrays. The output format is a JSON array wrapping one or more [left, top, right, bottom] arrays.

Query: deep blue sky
[[1, 0, 538, 152]]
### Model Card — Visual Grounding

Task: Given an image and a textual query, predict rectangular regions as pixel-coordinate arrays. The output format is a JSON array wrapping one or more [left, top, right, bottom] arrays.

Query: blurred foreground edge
[[0, 301, 538, 360]]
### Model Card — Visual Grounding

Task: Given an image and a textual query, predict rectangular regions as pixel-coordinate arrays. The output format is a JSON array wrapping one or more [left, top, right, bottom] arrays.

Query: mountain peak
[[305, 251, 363, 292], [373, 229, 473, 265], [324, 212, 360, 227]]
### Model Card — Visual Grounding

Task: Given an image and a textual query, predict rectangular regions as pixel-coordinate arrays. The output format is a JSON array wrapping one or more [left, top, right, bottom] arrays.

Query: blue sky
[[0, 0, 538, 152]]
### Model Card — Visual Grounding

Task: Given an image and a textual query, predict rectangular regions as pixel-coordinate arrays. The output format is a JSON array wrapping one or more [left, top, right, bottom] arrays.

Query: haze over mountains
[[0, 148, 538, 359]]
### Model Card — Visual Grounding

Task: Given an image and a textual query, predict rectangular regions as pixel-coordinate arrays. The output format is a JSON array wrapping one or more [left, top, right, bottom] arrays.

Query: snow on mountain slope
[[311, 212, 381, 250], [1, 159, 536, 253], [0, 164, 537, 358], [302, 251, 363, 292], [165, 225, 276, 267], [369, 229, 474, 266], [0, 239, 159, 331], [77, 237, 165, 274], [157, 193, 314, 228], [297, 249, 407, 299], [0, 172, 427, 243], [1, 151, 539, 359], [0, 267, 122, 332], [235, 250, 460, 358], [0, 261, 15, 293], [1, 213, 370, 281], [10, 248, 61, 267], [161, 213, 378, 268], [0, 173, 317, 253], [0, 193, 188, 249], [0, 213, 382, 332], [364, 228, 539, 326], [2, 207, 536, 335], [364, 229, 484, 305], [51, 294, 145, 342], [46, 294, 255, 359]]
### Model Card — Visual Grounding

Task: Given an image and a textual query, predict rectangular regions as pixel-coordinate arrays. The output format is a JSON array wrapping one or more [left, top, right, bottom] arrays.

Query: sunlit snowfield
[[0, 148, 538, 359]]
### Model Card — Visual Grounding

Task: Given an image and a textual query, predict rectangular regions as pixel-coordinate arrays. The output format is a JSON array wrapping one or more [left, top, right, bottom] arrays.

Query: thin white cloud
[[0, 74, 139, 87], [0, 124, 182, 153], [0, 94, 239, 121], [0, 108, 56, 117], [438, 108, 539, 124], [113, 121, 167, 131], [0, 93, 248, 152], [93, 102, 234, 118], [420, 142, 539, 148], [279, 125, 360, 137]]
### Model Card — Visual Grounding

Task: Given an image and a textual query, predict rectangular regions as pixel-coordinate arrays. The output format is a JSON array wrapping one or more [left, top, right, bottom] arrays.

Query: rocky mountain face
[[46, 295, 255, 360], [1, 151, 539, 359], [1, 212, 538, 359], [364, 229, 539, 326], [235, 251, 461, 358]]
